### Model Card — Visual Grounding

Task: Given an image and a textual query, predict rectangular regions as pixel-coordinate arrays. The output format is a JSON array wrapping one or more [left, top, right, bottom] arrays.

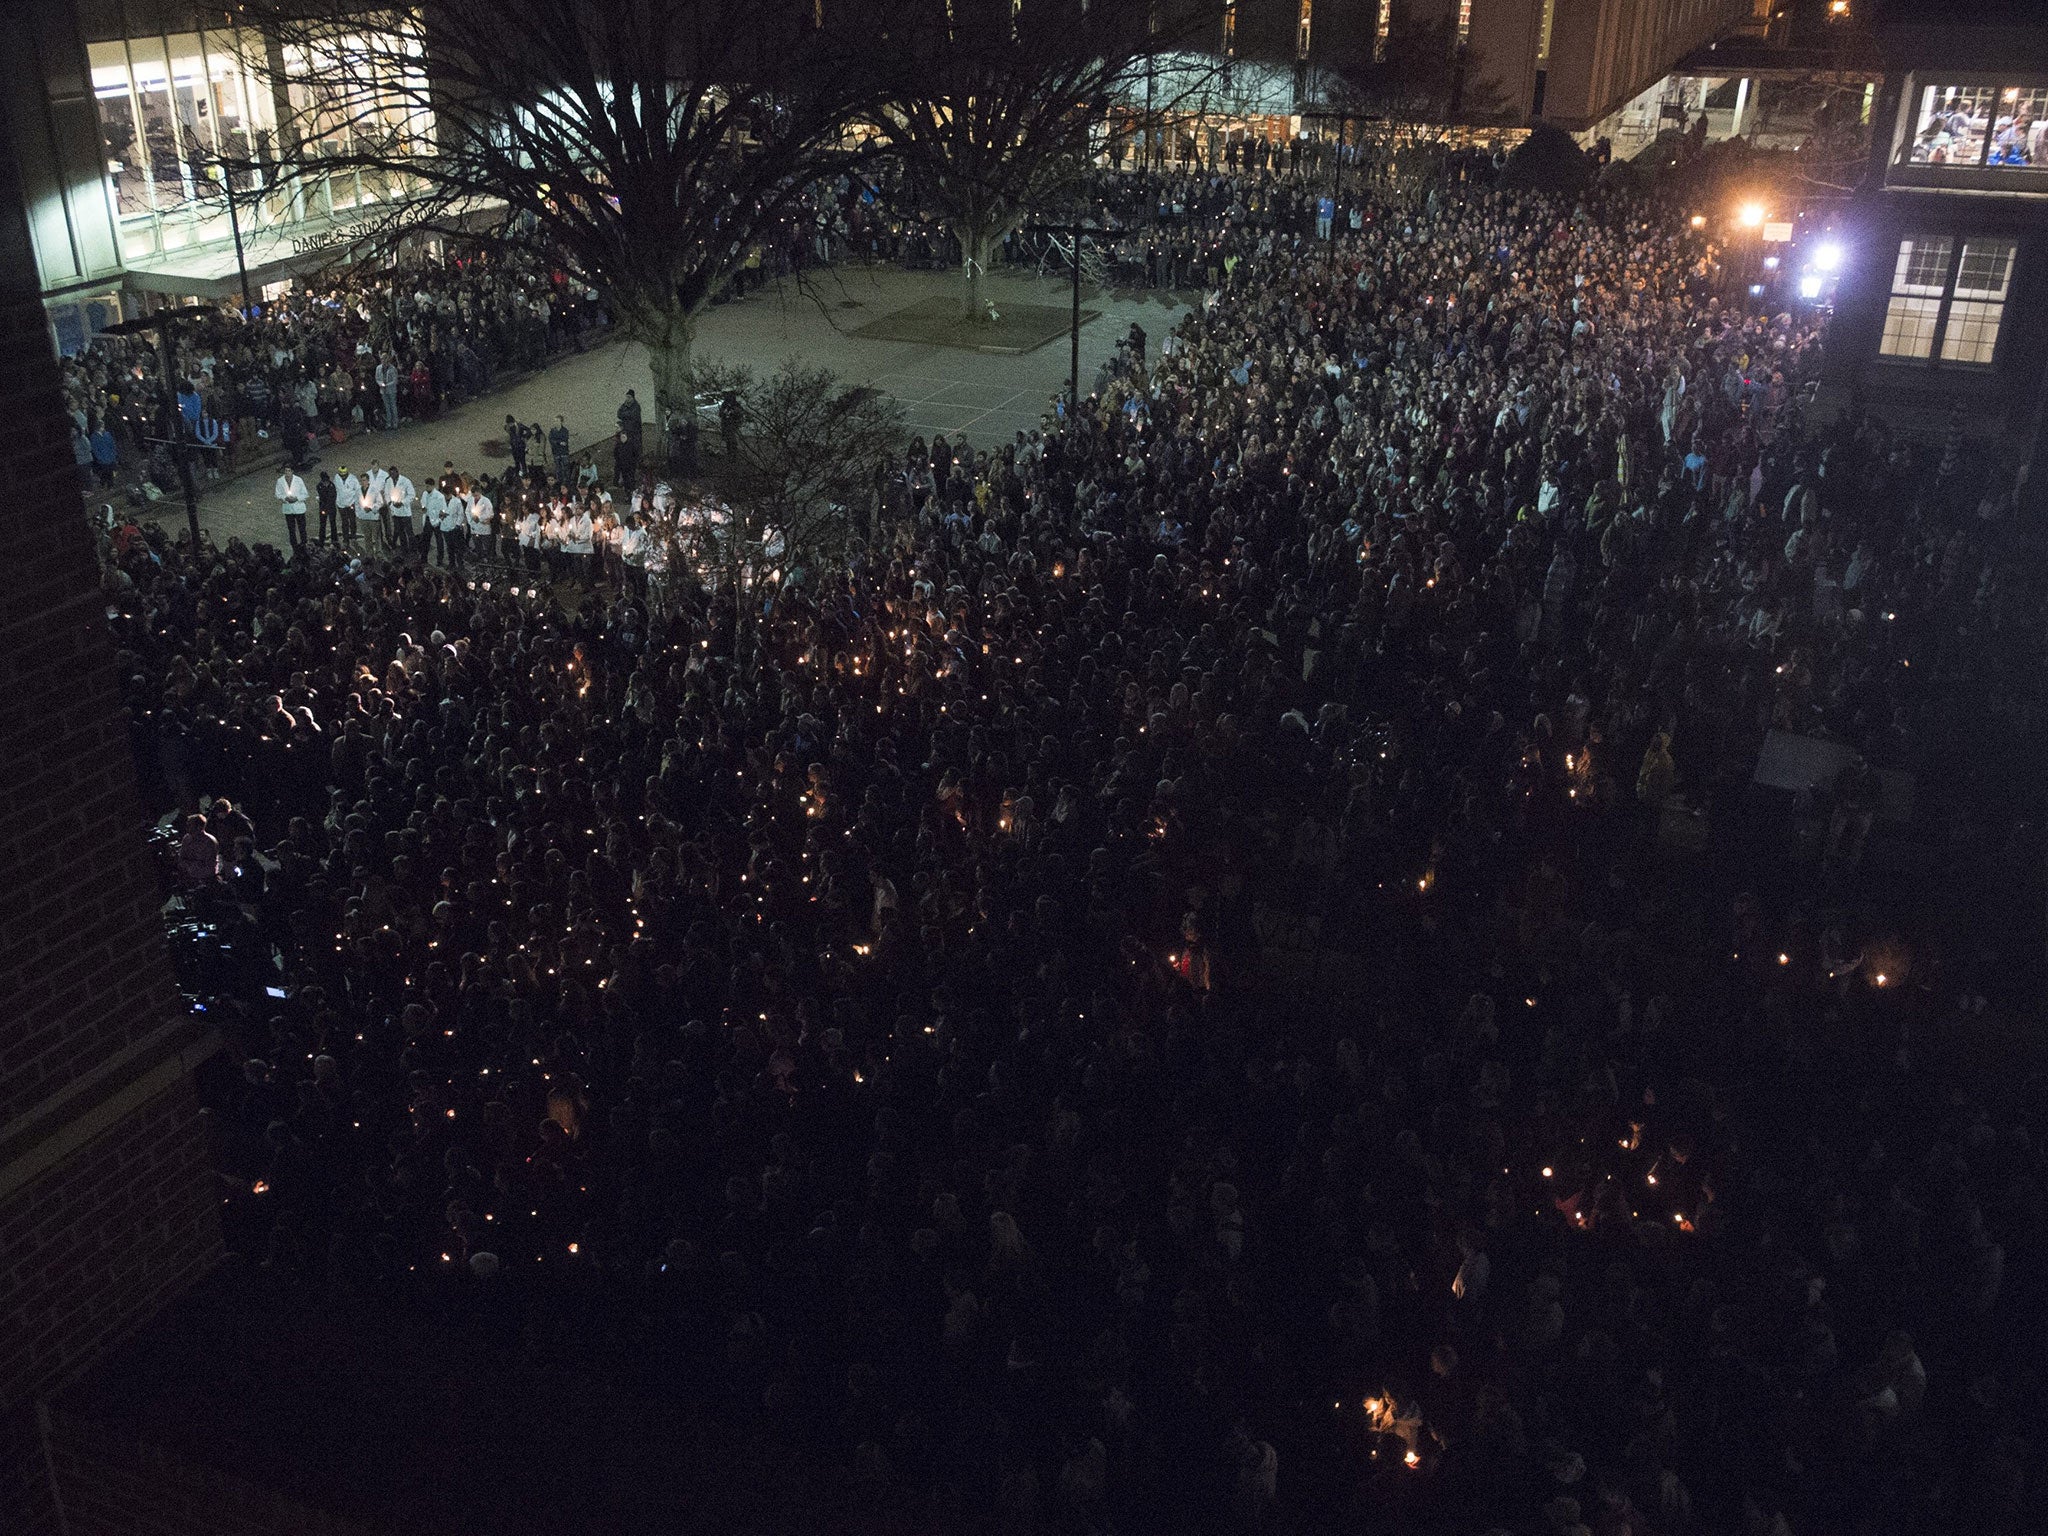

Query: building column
[[1731, 76, 1750, 138]]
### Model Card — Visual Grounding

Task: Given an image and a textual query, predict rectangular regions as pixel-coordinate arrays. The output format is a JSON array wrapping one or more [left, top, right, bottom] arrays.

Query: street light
[[1813, 240, 1844, 271], [1026, 221, 1122, 415], [206, 157, 254, 314], [1737, 201, 1766, 229]]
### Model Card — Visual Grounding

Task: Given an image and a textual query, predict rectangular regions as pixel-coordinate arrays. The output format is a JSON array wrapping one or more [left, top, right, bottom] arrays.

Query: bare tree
[[863, 0, 1220, 322], [1315, 3, 1510, 125], [662, 359, 903, 612], [241, 0, 882, 417]]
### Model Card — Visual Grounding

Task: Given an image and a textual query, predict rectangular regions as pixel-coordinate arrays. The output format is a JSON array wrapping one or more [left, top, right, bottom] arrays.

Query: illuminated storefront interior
[[85, 10, 432, 272], [3, 0, 440, 347]]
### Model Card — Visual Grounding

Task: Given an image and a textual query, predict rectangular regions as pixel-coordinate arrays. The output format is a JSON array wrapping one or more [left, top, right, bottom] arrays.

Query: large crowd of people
[[58, 157, 1430, 524], [103, 161, 2045, 1536], [60, 243, 610, 496]]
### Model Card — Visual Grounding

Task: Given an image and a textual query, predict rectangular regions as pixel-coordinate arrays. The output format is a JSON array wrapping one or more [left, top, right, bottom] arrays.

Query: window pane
[[1880, 295, 1940, 359], [1909, 83, 1996, 165], [127, 37, 188, 213], [1956, 238, 2016, 301], [166, 34, 217, 168], [1891, 236, 1953, 296], [1940, 299, 2004, 364], [1987, 86, 2048, 167], [90, 42, 151, 220]]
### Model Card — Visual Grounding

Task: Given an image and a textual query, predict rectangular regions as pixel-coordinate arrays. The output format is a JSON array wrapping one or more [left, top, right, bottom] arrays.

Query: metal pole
[[220, 164, 252, 313], [1070, 231, 1082, 415], [155, 314, 202, 547]]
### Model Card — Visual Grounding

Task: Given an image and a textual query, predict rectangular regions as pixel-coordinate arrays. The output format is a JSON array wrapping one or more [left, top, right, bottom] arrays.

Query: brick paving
[[179, 267, 1188, 550]]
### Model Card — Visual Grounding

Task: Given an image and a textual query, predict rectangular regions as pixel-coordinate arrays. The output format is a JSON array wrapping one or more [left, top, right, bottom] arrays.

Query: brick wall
[[42, 1406, 380, 1536], [0, 76, 224, 1536], [0, 1076, 221, 1397], [1, 1075, 222, 1536], [0, 254, 184, 1133]]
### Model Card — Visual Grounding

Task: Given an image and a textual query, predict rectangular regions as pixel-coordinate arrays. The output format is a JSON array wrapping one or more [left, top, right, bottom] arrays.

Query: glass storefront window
[[90, 41, 150, 218], [125, 37, 190, 212], [48, 293, 123, 358], [167, 34, 219, 174], [88, 16, 432, 279]]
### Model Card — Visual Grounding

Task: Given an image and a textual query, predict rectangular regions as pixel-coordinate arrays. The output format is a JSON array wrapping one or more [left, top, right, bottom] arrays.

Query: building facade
[[1402, 0, 1765, 131], [1820, 22, 2048, 466], [0, 69, 225, 1535], [3, 0, 434, 353]]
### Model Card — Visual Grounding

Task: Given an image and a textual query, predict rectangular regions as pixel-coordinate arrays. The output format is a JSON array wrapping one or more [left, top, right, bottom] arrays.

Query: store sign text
[[290, 221, 378, 256]]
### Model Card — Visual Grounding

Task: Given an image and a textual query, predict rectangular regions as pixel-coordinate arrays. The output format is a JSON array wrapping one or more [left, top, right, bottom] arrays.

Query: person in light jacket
[[274, 467, 308, 553]]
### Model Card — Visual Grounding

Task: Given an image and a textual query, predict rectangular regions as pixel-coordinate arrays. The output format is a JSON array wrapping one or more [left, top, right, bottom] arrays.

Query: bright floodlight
[[1814, 241, 1844, 271], [1799, 274, 1824, 299], [1737, 202, 1766, 228]]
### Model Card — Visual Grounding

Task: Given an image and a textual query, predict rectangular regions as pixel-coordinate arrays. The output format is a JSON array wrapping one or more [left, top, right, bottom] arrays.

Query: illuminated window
[[1941, 239, 2015, 363], [89, 28, 281, 250], [1906, 82, 2048, 168], [1990, 86, 2048, 166], [1458, 0, 1472, 43], [1537, 0, 1555, 62], [1375, 0, 1390, 63], [1298, 0, 1312, 61], [1222, 2, 1236, 57], [1879, 235, 2016, 366], [1878, 237, 1947, 359]]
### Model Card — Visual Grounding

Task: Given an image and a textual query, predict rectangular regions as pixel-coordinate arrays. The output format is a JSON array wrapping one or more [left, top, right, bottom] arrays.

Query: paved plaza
[[183, 266, 1187, 549]]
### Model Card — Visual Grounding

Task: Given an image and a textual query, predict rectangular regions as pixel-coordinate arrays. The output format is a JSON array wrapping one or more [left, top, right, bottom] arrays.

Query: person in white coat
[[542, 503, 568, 584], [274, 468, 308, 553], [564, 503, 595, 584], [363, 464, 393, 550], [420, 481, 450, 566], [618, 514, 648, 595], [334, 467, 365, 548], [465, 482, 496, 565], [386, 469, 417, 556], [517, 503, 542, 574]]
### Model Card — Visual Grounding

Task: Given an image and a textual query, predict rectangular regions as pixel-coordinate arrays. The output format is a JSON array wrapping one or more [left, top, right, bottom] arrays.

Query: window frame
[[1892, 73, 2048, 186], [1877, 233, 2017, 370]]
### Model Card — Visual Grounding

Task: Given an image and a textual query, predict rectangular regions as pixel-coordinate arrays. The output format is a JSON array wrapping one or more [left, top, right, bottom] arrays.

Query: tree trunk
[[961, 226, 996, 324], [643, 306, 696, 421]]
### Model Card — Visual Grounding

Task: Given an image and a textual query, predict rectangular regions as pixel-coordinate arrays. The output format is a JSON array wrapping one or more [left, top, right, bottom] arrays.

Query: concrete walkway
[[186, 266, 1188, 549]]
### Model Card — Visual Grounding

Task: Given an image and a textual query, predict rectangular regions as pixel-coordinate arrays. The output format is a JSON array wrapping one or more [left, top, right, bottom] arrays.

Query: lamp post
[[211, 158, 254, 314], [1296, 109, 1380, 262], [100, 310, 202, 548], [1026, 221, 1122, 417], [1735, 198, 1768, 301]]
